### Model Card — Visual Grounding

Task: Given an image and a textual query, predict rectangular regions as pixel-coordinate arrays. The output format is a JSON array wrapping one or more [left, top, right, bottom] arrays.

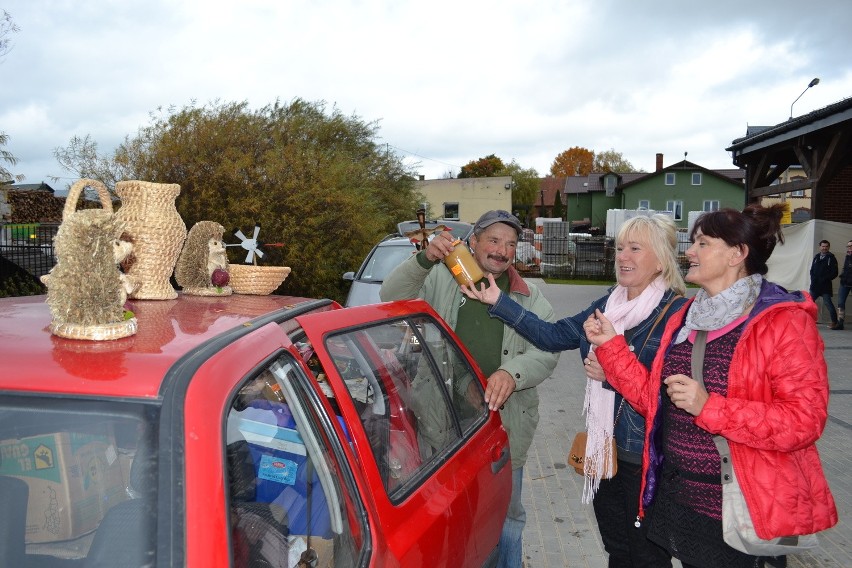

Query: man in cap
[[381, 210, 559, 567]]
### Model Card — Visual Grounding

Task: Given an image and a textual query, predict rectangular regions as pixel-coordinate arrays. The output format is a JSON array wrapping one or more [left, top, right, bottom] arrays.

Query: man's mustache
[[487, 254, 510, 263]]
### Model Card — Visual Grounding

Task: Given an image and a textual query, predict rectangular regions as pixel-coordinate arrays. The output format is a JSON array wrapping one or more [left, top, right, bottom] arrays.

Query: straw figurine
[[175, 221, 233, 296], [46, 208, 138, 340]]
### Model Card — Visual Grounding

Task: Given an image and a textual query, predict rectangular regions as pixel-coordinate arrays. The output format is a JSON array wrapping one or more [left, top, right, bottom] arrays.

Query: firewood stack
[[2, 189, 106, 223]]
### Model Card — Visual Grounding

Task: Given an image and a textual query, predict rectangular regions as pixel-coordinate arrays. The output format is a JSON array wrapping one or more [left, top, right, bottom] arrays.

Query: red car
[[0, 293, 511, 567]]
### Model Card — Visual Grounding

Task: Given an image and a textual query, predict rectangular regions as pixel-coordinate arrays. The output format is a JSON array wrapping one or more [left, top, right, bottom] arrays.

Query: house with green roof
[[536, 153, 745, 232]]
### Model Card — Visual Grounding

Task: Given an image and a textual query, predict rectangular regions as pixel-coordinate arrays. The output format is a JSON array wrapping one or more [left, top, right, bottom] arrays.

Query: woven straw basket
[[48, 179, 138, 341], [228, 265, 291, 295], [115, 180, 187, 300]]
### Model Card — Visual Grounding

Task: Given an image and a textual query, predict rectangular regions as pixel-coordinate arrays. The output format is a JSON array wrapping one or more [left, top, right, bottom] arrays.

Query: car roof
[[0, 294, 327, 399]]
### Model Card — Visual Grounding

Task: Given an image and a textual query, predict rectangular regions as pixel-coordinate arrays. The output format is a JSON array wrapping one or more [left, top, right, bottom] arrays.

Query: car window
[[322, 315, 488, 502], [0, 398, 158, 566], [226, 357, 362, 568], [359, 244, 414, 281]]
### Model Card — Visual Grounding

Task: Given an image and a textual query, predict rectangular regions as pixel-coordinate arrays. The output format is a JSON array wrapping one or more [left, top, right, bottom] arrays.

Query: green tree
[[593, 148, 641, 173], [496, 160, 538, 225], [552, 189, 564, 220], [54, 99, 420, 301], [550, 146, 593, 177], [458, 154, 505, 178]]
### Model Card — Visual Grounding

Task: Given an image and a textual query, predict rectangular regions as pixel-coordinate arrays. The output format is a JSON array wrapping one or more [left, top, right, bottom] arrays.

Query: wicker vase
[[115, 180, 187, 300]]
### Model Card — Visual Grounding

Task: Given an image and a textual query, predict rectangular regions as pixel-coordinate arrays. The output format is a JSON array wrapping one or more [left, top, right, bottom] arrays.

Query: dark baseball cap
[[474, 210, 522, 235]]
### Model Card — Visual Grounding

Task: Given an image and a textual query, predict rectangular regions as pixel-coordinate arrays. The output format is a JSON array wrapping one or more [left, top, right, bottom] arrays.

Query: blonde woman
[[463, 214, 686, 568]]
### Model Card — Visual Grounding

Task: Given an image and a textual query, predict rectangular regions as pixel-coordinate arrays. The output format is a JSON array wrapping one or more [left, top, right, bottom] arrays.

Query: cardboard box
[[0, 427, 127, 543]]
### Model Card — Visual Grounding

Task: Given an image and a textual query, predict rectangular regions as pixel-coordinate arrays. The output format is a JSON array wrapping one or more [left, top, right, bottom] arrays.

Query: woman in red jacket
[[584, 204, 837, 568]]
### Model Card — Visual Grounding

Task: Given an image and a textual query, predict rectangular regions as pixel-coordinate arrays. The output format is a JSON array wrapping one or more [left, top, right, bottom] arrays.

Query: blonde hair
[[616, 214, 686, 296]]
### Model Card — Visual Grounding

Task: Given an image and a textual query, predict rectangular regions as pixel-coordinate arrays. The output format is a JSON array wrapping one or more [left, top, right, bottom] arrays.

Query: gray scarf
[[675, 274, 762, 344]]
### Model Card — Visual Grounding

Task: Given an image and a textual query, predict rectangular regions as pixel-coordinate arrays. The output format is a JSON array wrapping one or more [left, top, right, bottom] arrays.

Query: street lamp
[[790, 77, 820, 119]]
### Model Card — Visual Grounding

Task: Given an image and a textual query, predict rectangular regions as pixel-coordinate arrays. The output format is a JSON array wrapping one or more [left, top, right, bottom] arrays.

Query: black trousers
[[592, 459, 672, 568]]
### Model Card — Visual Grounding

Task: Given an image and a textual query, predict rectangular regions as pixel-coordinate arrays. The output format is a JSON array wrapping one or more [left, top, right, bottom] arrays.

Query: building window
[[692, 173, 702, 185], [603, 175, 617, 197], [666, 200, 683, 221], [638, 200, 650, 210], [665, 173, 676, 185], [443, 203, 459, 220], [703, 200, 720, 211], [791, 189, 805, 197]]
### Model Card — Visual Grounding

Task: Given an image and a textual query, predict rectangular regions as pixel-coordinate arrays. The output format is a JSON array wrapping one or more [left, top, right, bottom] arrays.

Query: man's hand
[[484, 369, 516, 411], [424, 231, 457, 263], [461, 272, 501, 305]]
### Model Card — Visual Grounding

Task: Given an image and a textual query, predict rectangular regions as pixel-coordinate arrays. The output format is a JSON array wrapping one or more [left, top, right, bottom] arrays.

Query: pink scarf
[[582, 276, 665, 502]]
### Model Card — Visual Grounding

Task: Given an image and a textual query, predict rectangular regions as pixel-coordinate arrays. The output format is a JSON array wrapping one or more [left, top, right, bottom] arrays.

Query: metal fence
[[516, 231, 692, 280], [0, 223, 59, 283]]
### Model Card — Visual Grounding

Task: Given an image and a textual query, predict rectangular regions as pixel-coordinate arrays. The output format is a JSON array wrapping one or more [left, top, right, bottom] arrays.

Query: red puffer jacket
[[596, 280, 838, 540]]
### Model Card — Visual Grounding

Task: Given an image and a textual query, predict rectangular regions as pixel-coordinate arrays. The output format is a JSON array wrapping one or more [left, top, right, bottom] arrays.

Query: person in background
[[584, 204, 837, 568], [810, 239, 840, 328], [833, 239, 852, 330], [380, 210, 559, 568], [462, 214, 687, 568]]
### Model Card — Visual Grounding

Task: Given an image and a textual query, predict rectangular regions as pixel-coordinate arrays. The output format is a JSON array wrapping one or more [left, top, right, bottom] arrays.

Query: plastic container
[[444, 239, 484, 286]]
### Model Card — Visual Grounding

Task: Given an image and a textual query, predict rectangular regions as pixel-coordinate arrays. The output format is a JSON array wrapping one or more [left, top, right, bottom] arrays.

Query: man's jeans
[[839, 284, 850, 314], [819, 292, 838, 323], [497, 466, 525, 568]]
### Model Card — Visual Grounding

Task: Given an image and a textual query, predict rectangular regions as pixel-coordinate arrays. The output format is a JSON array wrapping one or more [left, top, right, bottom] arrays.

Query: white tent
[[766, 219, 852, 292]]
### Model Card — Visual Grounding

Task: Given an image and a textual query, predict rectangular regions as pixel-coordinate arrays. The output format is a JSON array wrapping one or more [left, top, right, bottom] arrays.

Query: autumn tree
[[53, 99, 420, 302], [458, 154, 505, 178], [594, 148, 640, 173], [550, 146, 593, 177]]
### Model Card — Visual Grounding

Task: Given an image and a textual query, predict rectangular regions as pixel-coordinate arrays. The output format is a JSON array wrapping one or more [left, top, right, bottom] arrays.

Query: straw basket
[[228, 265, 291, 295], [115, 180, 187, 300], [50, 318, 139, 342], [47, 179, 138, 341]]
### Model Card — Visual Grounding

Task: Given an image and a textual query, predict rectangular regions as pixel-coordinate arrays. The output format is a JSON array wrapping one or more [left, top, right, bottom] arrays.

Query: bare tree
[[0, 11, 22, 182]]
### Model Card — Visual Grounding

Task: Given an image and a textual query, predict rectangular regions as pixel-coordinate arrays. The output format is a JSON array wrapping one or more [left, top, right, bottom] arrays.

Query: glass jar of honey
[[444, 239, 484, 287]]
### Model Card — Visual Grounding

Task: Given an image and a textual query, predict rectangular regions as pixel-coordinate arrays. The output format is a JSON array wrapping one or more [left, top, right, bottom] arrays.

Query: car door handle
[[491, 445, 510, 474]]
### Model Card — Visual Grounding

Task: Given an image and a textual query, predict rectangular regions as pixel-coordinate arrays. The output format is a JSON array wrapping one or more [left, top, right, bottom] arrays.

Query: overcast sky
[[2, 0, 851, 189]]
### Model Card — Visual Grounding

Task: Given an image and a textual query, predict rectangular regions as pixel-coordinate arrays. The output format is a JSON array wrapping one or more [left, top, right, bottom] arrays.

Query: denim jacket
[[489, 287, 687, 462]]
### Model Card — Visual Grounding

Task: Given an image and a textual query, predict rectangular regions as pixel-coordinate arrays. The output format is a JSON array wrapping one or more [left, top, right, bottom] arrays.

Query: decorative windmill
[[404, 208, 449, 251], [227, 224, 284, 265]]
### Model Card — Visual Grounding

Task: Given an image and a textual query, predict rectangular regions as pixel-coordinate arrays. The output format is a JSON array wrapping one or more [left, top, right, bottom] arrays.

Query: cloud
[[1, 0, 850, 186]]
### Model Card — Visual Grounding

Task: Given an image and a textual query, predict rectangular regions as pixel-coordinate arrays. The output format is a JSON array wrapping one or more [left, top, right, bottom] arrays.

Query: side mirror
[[342, 272, 355, 281]]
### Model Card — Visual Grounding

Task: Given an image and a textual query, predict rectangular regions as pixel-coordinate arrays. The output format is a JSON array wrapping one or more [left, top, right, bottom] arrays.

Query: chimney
[[655, 153, 663, 172]]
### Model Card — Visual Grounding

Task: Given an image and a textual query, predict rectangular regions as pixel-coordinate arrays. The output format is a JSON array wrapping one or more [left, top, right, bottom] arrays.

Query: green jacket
[[380, 253, 559, 469]]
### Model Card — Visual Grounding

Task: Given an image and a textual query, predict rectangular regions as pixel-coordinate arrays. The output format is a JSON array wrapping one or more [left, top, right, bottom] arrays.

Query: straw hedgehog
[[46, 209, 132, 328], [175, 220, 232, 296]]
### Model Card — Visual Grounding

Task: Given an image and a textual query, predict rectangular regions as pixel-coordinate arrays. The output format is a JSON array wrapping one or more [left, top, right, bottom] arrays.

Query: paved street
[[521, 281, 851, 568]]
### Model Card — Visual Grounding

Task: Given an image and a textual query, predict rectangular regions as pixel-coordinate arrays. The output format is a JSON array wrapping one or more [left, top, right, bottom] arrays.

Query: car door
[[177, 320, 369, 568], [295, 300, 512, 567]]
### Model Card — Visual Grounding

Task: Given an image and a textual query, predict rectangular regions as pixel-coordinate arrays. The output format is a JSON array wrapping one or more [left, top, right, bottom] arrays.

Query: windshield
[[0, 396, 158, 566], [358, 244, 415, 281]]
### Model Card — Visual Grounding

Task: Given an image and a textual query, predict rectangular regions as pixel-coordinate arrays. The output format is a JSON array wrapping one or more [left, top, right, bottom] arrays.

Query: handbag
[[691, 330, 820, 556], [569, 295, 681, 477], [568, 406, 620, 478]]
